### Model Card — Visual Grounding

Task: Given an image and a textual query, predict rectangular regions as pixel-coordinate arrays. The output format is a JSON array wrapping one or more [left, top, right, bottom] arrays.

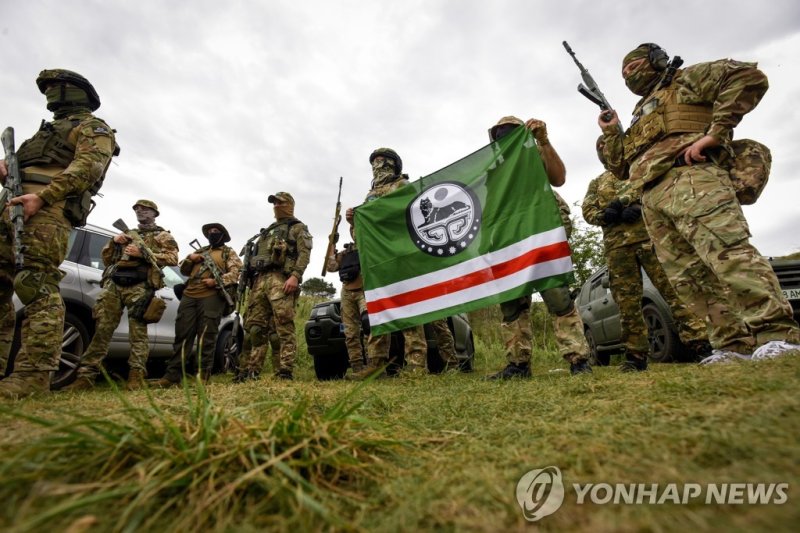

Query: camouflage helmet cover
[[488, 115, 524, 141], [132, 199, 160, 216], [369, 147, 403, 174], [622, 43, 669, 72], [36, 69, 101, 110], [202, 222, 231, 243], [268, 192, 295, 205]]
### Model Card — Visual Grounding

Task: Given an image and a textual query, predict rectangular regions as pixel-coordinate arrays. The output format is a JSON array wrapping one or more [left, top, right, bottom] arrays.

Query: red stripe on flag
[[366, 241, 571, 314]]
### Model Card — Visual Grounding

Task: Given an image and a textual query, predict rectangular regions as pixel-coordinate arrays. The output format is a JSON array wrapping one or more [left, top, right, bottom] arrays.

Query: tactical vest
[[16, 116, 119, 227], [339, 246, 361, 283], [623, 71, 713, 162], [114, 227, 166, 289], [249, 219, 301, 272]]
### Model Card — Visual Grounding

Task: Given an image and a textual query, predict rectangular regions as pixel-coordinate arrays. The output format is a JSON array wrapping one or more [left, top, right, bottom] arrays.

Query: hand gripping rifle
[[1, 127, 26, 270], [189, 238, 234, 308], [111, 218, 165, 287], [563, 41, 623, 134], [321, 176, 343, 276], [231, 233, 259, 340]]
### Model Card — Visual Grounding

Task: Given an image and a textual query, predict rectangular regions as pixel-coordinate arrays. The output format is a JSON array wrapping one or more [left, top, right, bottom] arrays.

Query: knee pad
[[13, 270, 58, 306], [249, 325, 266, 346], [541, 286, 574, 317], [500, 296, 531, 323]]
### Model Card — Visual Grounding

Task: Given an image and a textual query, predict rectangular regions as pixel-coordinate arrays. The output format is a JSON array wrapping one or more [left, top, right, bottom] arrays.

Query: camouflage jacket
[[20, 111, 116, 205], [603, 59, 768, 187], [250, 218, 312, 282], [180, 244, 242, 299], [582, 170, 649, 252], [102, 225, 179, 270], [364, 174, 409, 203]]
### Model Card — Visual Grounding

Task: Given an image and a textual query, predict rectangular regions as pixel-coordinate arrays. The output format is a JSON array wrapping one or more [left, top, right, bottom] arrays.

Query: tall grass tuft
[[0, 380, 399, 532]]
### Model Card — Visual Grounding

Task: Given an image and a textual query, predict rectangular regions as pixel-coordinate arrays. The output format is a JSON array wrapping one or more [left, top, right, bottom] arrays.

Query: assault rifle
[[562, 41, 623, 133], [1, 127, 25, 270], [111, 218, 164, 286], [232, 234, 259, 340], [321, 176, 343, 276], [189, 238, 234, 308]]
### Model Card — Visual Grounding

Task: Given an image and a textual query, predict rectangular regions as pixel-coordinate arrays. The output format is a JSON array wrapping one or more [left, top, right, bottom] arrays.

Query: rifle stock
[[321, 176, 343, 276]]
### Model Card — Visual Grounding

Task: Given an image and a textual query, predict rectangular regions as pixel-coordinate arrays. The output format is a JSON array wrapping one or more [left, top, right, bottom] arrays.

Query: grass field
[[1, 306, 798, 532]]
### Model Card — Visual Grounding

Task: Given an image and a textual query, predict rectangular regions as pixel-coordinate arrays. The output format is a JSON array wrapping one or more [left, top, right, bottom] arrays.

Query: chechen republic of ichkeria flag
[[353, 126, 574, 336]]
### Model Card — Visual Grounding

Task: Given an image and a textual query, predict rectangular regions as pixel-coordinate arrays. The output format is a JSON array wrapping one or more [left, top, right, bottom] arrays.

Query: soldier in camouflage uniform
[[583, 136, 711, 371], [600, 43, 800, 363], [157, 223, 242, 386], [236, 192, 312, 380], [64, 200, 179, 391], [485, 116, 592, 379], [346, 148, 430, 378], [0, 69, 117, 399]]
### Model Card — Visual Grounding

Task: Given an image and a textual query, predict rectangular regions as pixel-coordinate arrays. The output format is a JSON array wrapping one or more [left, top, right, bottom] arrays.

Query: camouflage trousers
[[165, 292, 226, 379], [643, 164, 799, 351], [242, 272, 298, 374], [367, 324, 426, 368], [501, 291, 589, 365], [607, 240, 708, 357], [241, 314, 279, 374], [0, 213, 69, 374], [79, 282, 152, 377], [430, 318, 457, 364], [340, 286, 367, 368]]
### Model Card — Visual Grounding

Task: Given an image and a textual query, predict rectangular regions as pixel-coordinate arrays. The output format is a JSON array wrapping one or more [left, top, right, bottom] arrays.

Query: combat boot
[[348, 358, 389, 380], [569, 360, 593, 375], [60, 375, 96, 392], [126, 369, 147, 391], [276, 370, 293, 380], [0, 371, 50, 399], [485, 362, 531, 380], [349, 359, 366, 374], [620, 354, 648, 373], [154, 376, 180, 389]]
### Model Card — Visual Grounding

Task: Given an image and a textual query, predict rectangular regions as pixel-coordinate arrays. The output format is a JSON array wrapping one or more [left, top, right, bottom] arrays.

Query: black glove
[[603, 199, 624, 224], [621, 204, 642, 223]]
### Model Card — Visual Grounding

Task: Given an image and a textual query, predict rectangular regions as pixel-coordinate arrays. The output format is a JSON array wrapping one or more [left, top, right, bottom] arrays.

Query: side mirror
[[601, 274, 610, 289]]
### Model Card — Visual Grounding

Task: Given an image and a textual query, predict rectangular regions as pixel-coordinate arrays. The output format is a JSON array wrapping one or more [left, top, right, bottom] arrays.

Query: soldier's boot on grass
[[348, 357, 389, 380], [61, 375, 96, 392], [685, 340, 712, 362], [126, 369, 147, 391], [485, 362, 531, 380], [155, 376, 180, 389], [0, 372, 50, 399], [349, 359, 365, 375], [569, 359, 593, 375], [620, 353, 648, 373]]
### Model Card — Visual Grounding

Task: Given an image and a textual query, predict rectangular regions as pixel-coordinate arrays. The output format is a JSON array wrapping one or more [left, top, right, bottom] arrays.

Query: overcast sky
[[3, 0, 799, 287]]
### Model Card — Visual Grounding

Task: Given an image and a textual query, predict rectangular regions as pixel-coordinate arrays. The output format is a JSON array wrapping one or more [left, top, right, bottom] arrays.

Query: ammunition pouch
[[111, 268, 148, 287], [63, 190, 96, 227], [727, 139, 771, 205], [130, 289, 167, 324], [13, 270, 59, 305]]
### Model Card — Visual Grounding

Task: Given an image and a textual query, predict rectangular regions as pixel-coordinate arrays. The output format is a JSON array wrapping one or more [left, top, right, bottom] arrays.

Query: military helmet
[[132, 199, 160, 216], [36, 69, 101, 111], [489, 116, 524, 141], [202, 222, 231, 243], [268, 192, 295, 205], [369, 148, 403, 174]]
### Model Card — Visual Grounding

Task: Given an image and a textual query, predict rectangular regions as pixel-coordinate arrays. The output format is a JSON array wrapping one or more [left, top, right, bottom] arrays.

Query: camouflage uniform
[[603, 48, 800, 356], [240, 192, 312, 379], [325, 243, 367, 372], [582, 169, 709, 360], [162, 223, 242, 383], [75, 203, 178, 383], [359, 151, 427, 372], [0, 69, 116, 398]]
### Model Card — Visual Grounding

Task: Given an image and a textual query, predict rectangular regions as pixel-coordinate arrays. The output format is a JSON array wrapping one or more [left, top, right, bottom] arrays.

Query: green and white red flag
[[354, 126, 573, 336]]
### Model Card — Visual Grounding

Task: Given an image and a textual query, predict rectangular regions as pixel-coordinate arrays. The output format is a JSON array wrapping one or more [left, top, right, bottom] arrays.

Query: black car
[[578, 260, 800, 365], [305, 299, 475, 380]]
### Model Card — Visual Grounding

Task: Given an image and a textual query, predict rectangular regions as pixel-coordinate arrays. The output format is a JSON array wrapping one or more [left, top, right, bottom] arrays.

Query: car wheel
[[313, 351, 348, 381], [51, 312, 91, 390], [213, 328, 240, 374], [586, 328, 609, 366], [642, 303, 677, 363]]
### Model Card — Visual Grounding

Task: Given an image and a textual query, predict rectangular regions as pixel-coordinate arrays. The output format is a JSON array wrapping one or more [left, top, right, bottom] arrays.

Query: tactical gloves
[[603, 199, 624, 224], [621, 204, 642, 223]]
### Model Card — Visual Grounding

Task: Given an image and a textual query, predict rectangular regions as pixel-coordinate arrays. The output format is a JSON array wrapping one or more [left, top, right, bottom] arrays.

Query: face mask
[[207, 232, 225, 247], [44, 84, 91, 112], [624, 61, 660, 96], [134, 207, 157, 227], [493, 124, 519, 141], [371, 158, 396, 184], [273, 204, 294, 219]]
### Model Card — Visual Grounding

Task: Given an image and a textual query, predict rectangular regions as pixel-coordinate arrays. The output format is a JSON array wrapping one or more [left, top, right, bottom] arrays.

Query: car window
[[81, 230, 112, 270], [589, 277, 609, 301], [162, 265, 186, 289]]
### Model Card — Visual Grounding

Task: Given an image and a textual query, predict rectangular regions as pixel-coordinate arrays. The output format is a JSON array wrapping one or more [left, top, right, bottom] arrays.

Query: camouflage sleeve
[[289, 223, 313, 281], [37, 117, 116, 205], [100, 238, 118, 266], [681, 60, 769, 144], [222, 246, 242, 286], [325, 250, 342, 273], [581, 176, 605, 227], [602, 129, 628, 180], [153, 231, 179, 267]]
